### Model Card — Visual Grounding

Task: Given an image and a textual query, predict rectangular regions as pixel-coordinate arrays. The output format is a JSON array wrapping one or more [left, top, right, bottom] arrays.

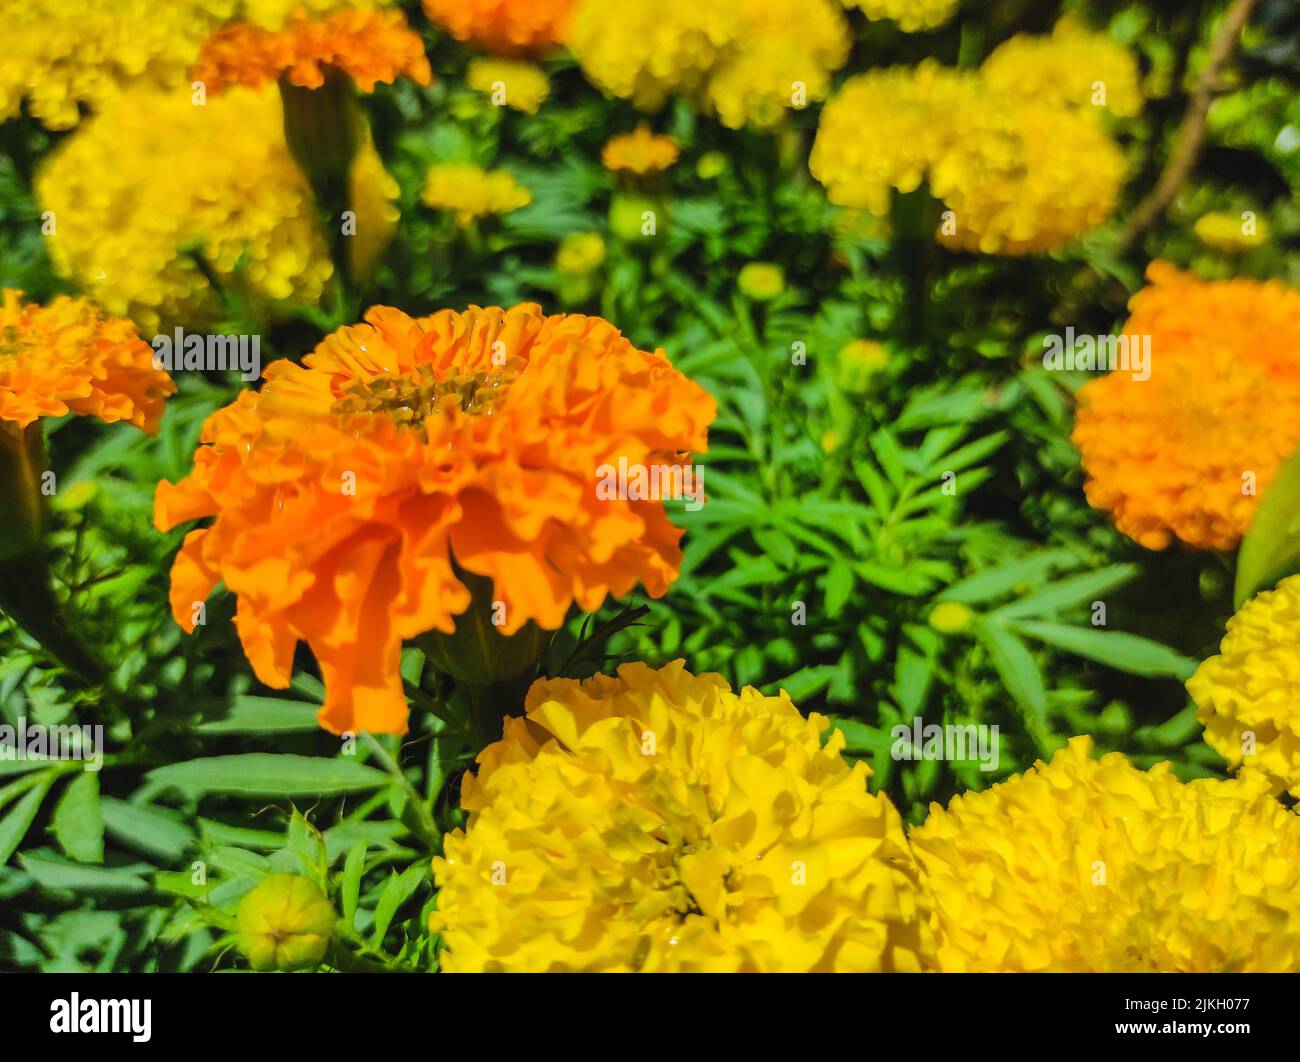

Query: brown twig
[[1118, 0, 1259, 249]]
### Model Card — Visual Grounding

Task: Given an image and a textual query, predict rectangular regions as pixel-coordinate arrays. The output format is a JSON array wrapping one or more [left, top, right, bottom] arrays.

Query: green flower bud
[[236, 873, 336, 972]]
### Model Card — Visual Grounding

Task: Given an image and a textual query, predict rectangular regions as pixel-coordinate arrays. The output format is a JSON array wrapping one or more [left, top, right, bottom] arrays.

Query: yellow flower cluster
[[240, 0, 393, 29], [1188, 576, 1300, 799], [981, 16, 1143, 117], [432, 662, 934, 971], [465, 58, 550, 114], [568, 0, 850, 130], [420, 164, 532, 226], [842, 0, 958, 33], [36, 85, 335, 335], [912, 737, 1300, 972], [811, 21, 1138, 253], [0, 0, 235, 130]]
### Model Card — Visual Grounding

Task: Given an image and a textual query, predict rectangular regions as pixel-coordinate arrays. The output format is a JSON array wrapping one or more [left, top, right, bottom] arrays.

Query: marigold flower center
[[330, 358, 526, 426]]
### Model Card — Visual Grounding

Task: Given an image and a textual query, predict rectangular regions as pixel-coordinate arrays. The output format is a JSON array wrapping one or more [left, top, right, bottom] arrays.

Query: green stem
[[359, 732, 439, 851]]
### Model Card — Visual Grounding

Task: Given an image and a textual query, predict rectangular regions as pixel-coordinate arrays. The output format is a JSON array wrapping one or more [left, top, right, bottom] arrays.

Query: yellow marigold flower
[[236, 873, 336, 971], [570, 0, 848, 128], [601, 126, 680, 176], [154, 305, 715, 735], [192, 7, 431, 94], [240, 0, 393, 30], [0, 290, 174, 432], [1072, 263, 1300, 550], [932, 97, 1126, 255], [431, 661, 935, 971], [423, 0, 575, 56], [0, 0, 234, 130], [912, 736, 1300, 972], [555, 232, 606, 275], [705, 0, 850, 130], [568, 0, 739, 111], [841, 0, 957, 32], [36, 84, 335, 335], [465, 58, 550, 114], [1195, 211, 1270, 251], [810, 62, 973, 215], [421, 164, 531, 226], [982, 17, 1143, 118], [812, 60, 1127, 254], [1188, 575, 1300, 798]]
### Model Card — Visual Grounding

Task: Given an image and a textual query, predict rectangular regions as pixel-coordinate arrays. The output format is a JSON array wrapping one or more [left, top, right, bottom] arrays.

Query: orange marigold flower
[[1072, 262, 1300, 550], [423, 0, 575, 56], [0, 290, 174, 432], [154, 304, 715, 735], [601, 125, 680, 176], [192, 7, 432, 94]]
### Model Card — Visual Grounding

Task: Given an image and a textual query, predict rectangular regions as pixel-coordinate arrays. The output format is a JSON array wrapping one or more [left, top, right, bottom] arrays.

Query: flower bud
[[236, 873, 336, 972], [928, 602, 974, 635], [737, 262, 784, 302]]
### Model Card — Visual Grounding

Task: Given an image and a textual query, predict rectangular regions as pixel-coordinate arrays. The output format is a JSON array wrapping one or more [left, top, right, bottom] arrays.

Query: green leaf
[[1008, 620, 1197, 680], [993, 564, 1138, 620], [823, 560, 855, 619], [19, 853, 150, 895], [1235, 443, 1300, 605], [52, 773, 103, 864], [148, 755, 389, 798], [772, 664, 838, 701], [973, 619, 1049, 749], [0, 774, 54, 866], [341, 840, 367, 929], [101, 798, 194, 863], [371, 863, 426, 947], [196, 696, 321, 735], [938, 550, 1075, 605]]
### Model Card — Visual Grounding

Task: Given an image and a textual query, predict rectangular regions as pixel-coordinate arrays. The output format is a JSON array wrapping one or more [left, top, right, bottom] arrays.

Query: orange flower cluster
[[0, 290, 173, 432], [192, 7, 432, 93], [1073, 263, 1300, 550], [422, 0, 575, 56], [155, 304, 715, 735], [602, 125, 680, 176]]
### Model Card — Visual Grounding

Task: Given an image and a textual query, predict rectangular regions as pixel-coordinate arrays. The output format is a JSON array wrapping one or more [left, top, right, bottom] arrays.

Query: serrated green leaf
[[52, 772, 103, 864], [196, 696, 321, 735], [101, 798, 194, 863], [1008, 620, 1197, 680], [973, 619, 1049, 750], [342, 840, 367, 929], [0, 774, 54, 866], [148, 755, 389, 797]]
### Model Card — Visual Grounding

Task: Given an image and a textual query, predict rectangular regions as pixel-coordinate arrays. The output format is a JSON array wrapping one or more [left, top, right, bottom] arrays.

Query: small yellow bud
[[737, 262, 784, 302], [555, 232, 606, 275], [236, 873, 336, 972], [929, 602, 974, 634], [696, 151, 727, 180]]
